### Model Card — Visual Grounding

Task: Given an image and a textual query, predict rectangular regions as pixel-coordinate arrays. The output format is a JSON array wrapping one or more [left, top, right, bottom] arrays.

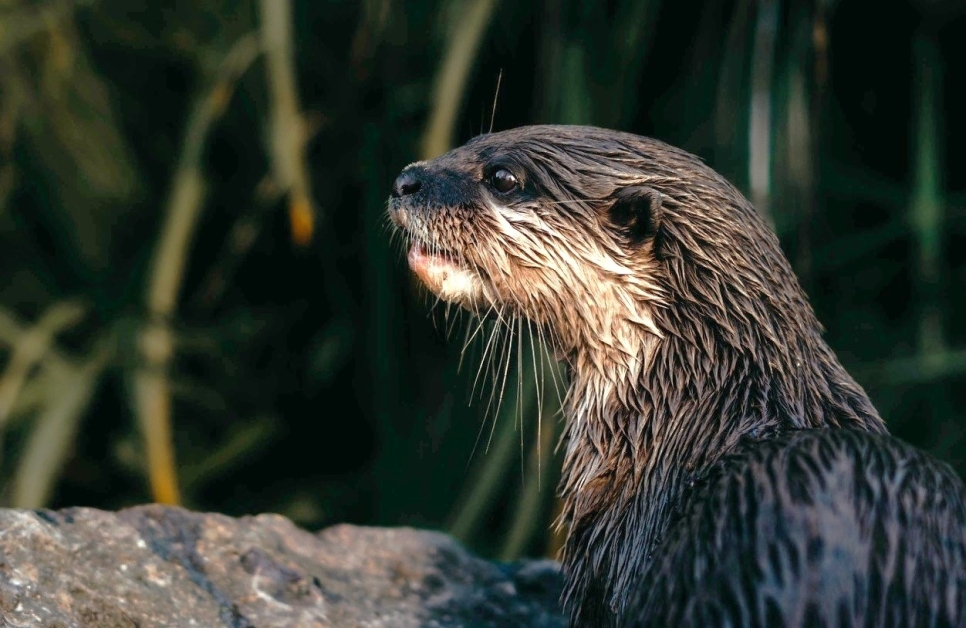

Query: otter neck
[[557, 283, 885, 625]]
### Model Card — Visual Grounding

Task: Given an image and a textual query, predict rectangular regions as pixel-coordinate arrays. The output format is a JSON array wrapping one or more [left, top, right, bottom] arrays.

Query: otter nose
[[391, 170, 423, 198]]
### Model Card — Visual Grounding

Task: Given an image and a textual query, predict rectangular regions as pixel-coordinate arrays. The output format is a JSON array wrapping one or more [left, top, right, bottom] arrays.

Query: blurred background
[[0, 0, 963, 561]]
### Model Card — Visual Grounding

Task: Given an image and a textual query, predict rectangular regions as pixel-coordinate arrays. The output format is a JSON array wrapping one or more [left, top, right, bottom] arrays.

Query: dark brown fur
[[388, 126, 966, 626]]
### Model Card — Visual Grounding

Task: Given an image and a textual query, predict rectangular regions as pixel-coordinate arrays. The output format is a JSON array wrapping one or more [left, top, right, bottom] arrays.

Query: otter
[[387, 126, 966, 627]]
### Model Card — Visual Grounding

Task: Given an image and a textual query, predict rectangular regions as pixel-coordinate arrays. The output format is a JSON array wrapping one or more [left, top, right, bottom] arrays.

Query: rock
[[0, 505, 565, 627]]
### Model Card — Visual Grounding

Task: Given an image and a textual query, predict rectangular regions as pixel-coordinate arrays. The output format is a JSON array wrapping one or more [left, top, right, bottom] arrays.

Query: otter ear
[[607, 186, 663, 246]]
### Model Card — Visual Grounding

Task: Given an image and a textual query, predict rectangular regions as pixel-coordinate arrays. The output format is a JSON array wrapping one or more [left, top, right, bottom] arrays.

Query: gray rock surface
[[0, 505, 564, 627]]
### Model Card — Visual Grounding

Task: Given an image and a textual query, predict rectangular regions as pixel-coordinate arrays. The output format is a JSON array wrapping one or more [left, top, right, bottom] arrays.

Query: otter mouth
[[407, 241, 464, 283], [407, 241, 484, 307]]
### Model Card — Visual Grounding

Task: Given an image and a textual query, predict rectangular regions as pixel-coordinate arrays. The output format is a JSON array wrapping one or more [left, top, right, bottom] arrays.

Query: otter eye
[[488, 168, 518, 194]]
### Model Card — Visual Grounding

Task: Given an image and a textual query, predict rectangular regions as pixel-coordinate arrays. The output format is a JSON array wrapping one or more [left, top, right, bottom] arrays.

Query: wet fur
[[388, 126, 966, 626]]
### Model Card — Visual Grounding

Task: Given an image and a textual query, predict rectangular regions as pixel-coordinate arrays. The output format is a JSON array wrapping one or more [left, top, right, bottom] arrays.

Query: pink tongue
[[407, 244, 430, 273], [408, 244, 459, 287]]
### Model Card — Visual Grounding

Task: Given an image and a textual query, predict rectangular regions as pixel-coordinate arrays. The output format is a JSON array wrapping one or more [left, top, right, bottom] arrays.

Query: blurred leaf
[[0, 301, 86, 434], [10, 338, 110, 508], [909, 31, 945, 358], [422, 0, 499, 159], [748, 0, 779, 221], [7, 20, 141, 272], [181, 415, 281, 491], [307, 319, 354, 386], [259, 0, 318, 246], [714, 0, 754, 190]]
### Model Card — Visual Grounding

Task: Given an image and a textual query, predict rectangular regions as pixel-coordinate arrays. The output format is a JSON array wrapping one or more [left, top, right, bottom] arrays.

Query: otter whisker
[[464, 309, 508, 463], [541, 197, 611, 206], [459, 315, 484, 374], [496, 289, 534, 464], [472, 310, 505, 403], [466, 326, 497, 464], [485, 317, 515, 453], [536, 323, 568, 459], [460, 302, 499, 375], [443, 301, 458, 341], [425, 294, 444, 337], [378, 210, 394, 230], [385, 224, 404, 256], [463, 314, 500, 459], [526, 317, 544, 485], [483, 316, 510, 413], [488, 69, 502, 135], [472, 321, 505, 458], [481, 318, 506, 412], [485, 319, 506, 406], [548, 336, 572, 458]]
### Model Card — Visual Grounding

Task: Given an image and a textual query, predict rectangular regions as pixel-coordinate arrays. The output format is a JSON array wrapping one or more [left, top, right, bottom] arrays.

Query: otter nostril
[[392, 171, 423, 198]]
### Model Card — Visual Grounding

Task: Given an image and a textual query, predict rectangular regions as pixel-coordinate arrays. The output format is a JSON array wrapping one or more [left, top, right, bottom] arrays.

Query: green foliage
[[0, 0, 963, 560]]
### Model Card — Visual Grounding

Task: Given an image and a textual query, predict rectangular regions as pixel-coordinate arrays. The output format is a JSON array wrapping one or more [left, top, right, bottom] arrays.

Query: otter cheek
[[407, 245, 484, 308]]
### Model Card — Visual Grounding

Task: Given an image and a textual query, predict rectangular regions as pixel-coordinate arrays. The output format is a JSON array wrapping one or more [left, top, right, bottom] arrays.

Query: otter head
[[387, 125, 685, 364]]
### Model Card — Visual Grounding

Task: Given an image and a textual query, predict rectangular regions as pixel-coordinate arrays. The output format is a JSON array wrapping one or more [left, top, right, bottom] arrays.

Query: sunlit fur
[[388, 126, 966, 627]]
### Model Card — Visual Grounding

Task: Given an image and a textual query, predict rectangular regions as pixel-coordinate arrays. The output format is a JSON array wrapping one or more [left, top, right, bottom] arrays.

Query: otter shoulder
[[628, 429, 966, 627]]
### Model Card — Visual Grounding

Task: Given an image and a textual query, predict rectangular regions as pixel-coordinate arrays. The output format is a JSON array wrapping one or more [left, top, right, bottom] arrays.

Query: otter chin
[[388, 126, 966, 627]]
